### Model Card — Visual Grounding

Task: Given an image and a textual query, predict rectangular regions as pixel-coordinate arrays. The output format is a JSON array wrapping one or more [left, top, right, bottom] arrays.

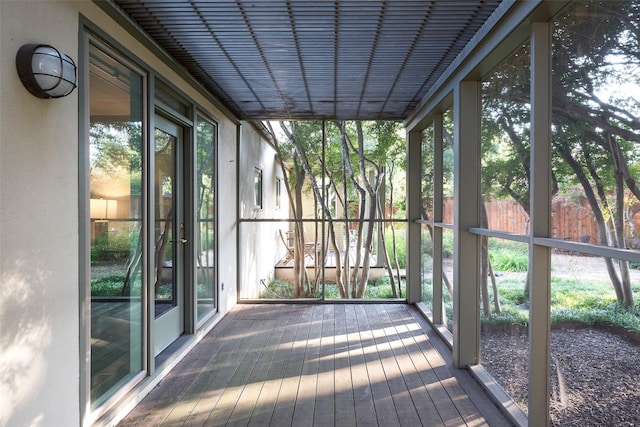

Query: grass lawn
[[260, 277, 407, 299], [479, 255, 640, 334]]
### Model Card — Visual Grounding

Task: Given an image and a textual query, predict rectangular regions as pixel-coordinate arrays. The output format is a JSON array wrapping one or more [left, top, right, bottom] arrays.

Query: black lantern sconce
[[16, 43, 77, 98]]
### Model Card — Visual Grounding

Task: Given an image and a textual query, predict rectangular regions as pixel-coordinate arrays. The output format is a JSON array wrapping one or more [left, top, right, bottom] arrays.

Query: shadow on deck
[[118, 303, 511, 426]]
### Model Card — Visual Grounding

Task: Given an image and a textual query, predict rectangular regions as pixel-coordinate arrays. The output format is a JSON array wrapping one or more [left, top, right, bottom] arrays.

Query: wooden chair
[[278, 229, 295, 263], [278, 229, 317, 265]]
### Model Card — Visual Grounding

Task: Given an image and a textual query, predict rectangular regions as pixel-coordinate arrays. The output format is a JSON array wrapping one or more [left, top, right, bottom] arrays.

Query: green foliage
[[362, 277, 405, 299], [479, 274, 640, 335], [91, 274, 126, 296], [156, 283, 173, 299], [487, 239, 529, 272], [496, 279, 529, 306], [91, 232, 134, 262], [421, 233, 433, 257], [481, 306, 528, 326], [551, 304, 640, 335], [259, 279, 296, 298], [441, 231, 454, 259], [259, 276, 406, 299], [90, 122, 143, 194], [384, 227, 406, 269], [421, 281, 433, 303], [268, 119, 409, 299], [199, 229, 215, 251], [489, 248, 528, 272], [547, 278, 640, 333]]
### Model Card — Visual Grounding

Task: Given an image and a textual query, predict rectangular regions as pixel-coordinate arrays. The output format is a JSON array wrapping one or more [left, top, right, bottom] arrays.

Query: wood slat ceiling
[[114, 0, 503, 120]]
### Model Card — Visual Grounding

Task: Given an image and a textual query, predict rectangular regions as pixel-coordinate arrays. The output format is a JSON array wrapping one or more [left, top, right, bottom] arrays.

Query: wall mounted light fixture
[[16, 43, 77, 98]]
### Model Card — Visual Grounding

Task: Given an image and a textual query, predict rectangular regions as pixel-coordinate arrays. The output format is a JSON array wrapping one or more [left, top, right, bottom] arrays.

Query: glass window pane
[[547, 3, 640, 422], [239, 121, 407, 300], [322, 221, 406, 300], [421, 224, 433, 311], [480, 238, 530, 415], [421, 125, 434, 221], [550, 252, 640, 425], [196, 118, 216, 321], [442, 228, 454, 330], [481, 43, 530, 234], [154, 127, 176, 318], [89, 43, 144, 407], [254, 168, 263, 209], [240, 220, 321, 299], [443, 110, 455, 226], [155, 80, 190, 117], [551, 1, 640, 251]]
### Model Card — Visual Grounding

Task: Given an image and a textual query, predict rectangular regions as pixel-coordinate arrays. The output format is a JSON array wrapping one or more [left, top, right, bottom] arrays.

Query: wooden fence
[[442, 196, 601, 244]]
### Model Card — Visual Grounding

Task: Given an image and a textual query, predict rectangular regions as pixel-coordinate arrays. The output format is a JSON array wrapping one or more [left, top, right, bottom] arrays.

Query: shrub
[[384, 227, 406, 269], [91, 274, 126, 296], [259, 279, 295, 298], [481, 306, 528, 326], [489, 248, 528, 272]]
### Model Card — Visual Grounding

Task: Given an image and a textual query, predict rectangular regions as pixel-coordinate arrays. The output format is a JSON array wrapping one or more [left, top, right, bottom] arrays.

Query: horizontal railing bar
[[240, 218, 408, 223], [467, 227, 530, 243]]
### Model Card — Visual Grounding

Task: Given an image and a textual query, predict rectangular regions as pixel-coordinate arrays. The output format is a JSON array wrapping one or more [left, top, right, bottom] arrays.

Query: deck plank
[[346, 304, 378, 426], [368, 304, 426, 426], [188, 319, 271, 426], [117, 304, 511, 427], [393, 307, 467, 427], [269, 306, 311, 426], [332, 304, 357, 427], [247, 307, 302, 426], [313, 305, 335, 426], [355, 304, 400, 427], [379, 305, 446, 426]]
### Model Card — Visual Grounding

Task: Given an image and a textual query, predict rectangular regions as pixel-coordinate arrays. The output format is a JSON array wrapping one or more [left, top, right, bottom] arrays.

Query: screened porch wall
[[412, 2, 640, 426]]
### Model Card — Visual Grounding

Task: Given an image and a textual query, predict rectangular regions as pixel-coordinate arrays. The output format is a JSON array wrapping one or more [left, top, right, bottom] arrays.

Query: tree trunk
[[611, 136, 634, 306], [488, 262, 501, 313], [421, 207, 453, 299], [386, 164, 403, 297], [268, 122, 308, 298], [278, 121, 349, 298], [377, 199, 398, 298], [356, 196, 377, 298], [354, 121, 380, 298], [292, 167, 309, 297], [480, 235, 491, 317], [586, 139, 633, 306], [559, 141, 627, 304], [480, 198, 499, 316]]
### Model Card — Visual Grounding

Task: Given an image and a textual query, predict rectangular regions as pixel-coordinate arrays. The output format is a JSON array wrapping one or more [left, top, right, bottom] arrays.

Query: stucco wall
[[1, 2, 81, 426], [238, 126, 287, 298], [217, 120, 239, 312], [0, 1, 242, 426]]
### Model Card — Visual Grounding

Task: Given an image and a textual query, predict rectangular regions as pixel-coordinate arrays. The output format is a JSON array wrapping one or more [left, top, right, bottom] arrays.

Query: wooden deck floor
[[118, 304, 510, 427]]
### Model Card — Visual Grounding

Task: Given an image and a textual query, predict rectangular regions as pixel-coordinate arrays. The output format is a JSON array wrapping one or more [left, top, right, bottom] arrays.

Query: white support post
[[432, 114, 444, 323], [528, 21, 552, 427], [453, 81, 481, 368], [406, 130, 422, 303]]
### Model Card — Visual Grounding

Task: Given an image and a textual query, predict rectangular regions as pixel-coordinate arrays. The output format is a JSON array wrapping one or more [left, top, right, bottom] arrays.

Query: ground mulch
[[481, 325, 640, 426]]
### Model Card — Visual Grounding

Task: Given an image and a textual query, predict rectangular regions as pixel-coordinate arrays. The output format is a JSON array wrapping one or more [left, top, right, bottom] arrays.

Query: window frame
[[254, 167, 263, 210]]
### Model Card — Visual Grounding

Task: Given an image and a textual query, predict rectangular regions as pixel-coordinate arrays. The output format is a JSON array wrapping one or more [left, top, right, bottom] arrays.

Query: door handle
[[179, 238, 188, 244]]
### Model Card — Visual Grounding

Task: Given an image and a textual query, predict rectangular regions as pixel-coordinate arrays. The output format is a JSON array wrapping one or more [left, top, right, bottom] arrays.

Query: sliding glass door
[[88, 41, 145, 408], [85, 38, 219, 418]]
